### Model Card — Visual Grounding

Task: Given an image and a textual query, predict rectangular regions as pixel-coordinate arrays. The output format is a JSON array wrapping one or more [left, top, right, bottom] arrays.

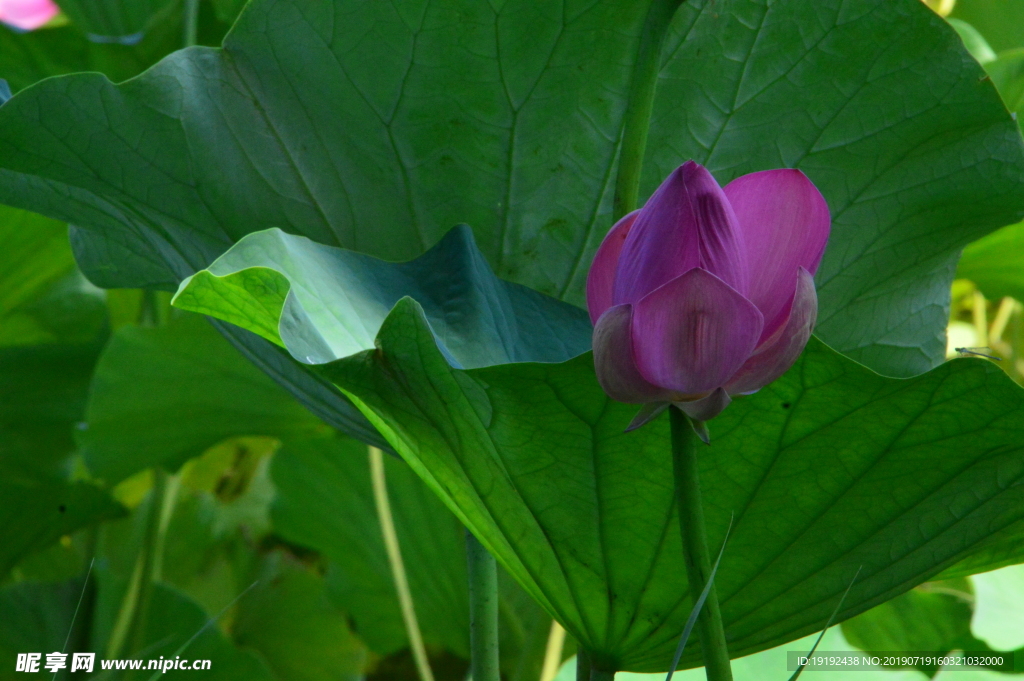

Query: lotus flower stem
[[670, 408, 733, 681], [466, 530, 500, 681], [612, 0, 684, 221], [183, 0, 199, 47]]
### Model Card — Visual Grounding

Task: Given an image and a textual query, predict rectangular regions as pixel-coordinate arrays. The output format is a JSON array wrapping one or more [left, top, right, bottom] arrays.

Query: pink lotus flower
[[0, 0, 58, 30], [587, 161, 830, 428]]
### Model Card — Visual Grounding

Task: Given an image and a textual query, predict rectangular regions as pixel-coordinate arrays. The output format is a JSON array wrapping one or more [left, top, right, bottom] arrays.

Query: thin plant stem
[[612, 0, 685, 221], [973, 289, 989, 347], [990, 297, 1015, 345], [670, 408, 732, 681], [539, 621, 567, 681], [152, 473, 180, 582], [126, 466, 168, 659], [369, 446, 435, 681], [466, 530, 500, 681], [104, 545, 143, 659], [183, 0, 200, 48]]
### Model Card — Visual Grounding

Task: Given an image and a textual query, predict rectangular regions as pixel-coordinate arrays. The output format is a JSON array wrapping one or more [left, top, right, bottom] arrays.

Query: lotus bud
[[587, 161, 830, 430]]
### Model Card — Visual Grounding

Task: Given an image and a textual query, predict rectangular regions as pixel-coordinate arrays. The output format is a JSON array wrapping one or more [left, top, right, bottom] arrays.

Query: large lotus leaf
[[0, 1, 1014, 435], [78, 312, 331, 484], [174, 229, 1024, 672], [322, 310, 1024, 672], [272, 436, 556, 673]]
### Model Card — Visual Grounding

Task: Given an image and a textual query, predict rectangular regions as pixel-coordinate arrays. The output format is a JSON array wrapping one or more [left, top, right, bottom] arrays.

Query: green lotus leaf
[[174, 227, 1024, 671]]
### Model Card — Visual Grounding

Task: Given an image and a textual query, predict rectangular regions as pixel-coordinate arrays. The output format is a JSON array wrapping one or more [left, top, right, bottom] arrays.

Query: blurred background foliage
[[2, 0, 1024, 679]]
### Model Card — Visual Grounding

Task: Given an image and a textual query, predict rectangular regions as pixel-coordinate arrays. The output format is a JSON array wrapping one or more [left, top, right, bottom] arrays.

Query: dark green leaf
[[0, 204, 105, 347], [233, 553, 366, 681], [0, 577, 88, 663], [272, 436, 462, 654], [0, 472, 122, 579], [323, 302, 1024, 670], [78, 312, 332, 484], [0, 205, 121, 575], [1, 19, 180, 94], [0, 4, 234, 95]]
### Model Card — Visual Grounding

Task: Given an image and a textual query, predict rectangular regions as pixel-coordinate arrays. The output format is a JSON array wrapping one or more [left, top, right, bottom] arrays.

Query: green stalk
[[370, 447, 436, 681], [539, 621, 567, 681], [466, 530, 500, 681], [613, 0, 685, 221], [670, 408, 733, 681], [183, 0, 200, 48], [126, 469, 168, 662], [576, 649, 592, 681]]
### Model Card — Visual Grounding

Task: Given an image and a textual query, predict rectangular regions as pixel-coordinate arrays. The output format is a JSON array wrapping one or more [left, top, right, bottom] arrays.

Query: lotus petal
[[723, 168, 829, 341], [631, 268, 762, 395], [673, 388, 731, 423], [586, 210, 639, 325], [725, 267, 817, 395], [614, 161, 748, 305], [593, 304, 677, 404]]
